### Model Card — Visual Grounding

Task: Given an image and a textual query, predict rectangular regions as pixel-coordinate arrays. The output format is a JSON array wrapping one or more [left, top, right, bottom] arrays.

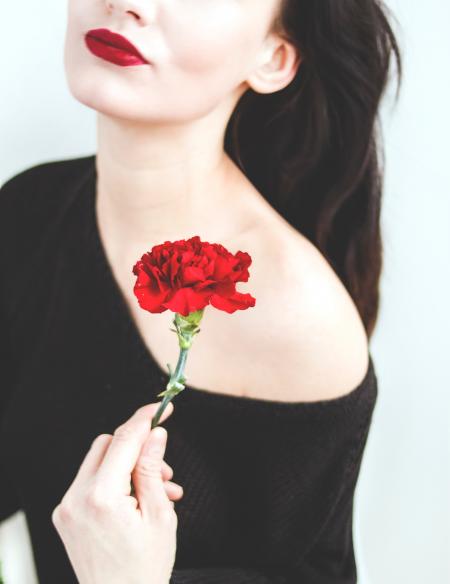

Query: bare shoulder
[[243, 225, 370, 403]]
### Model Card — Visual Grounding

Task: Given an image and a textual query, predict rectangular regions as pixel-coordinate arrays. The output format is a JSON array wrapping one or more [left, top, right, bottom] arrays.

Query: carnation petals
[[133, 284, 168, 314], [132, 235, 256, 316], [181, 265, 206, 286], [209, 291, 256, 314], [162, 286, 209, 315]]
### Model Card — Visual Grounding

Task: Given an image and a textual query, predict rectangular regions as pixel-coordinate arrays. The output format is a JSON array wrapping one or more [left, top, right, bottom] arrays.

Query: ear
[[246, 37, 301, 95]]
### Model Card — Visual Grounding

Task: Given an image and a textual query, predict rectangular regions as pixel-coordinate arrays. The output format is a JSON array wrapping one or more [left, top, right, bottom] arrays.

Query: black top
[[0, 155, 378, 583]]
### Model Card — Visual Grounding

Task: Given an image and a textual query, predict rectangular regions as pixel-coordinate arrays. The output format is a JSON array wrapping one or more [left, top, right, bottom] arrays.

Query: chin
[[64, 67, 133, 120]]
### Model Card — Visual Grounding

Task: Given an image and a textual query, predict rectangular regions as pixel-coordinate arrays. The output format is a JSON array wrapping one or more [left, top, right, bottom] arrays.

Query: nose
[[105, 0, 157, 24], [106, 0, 138, 20]]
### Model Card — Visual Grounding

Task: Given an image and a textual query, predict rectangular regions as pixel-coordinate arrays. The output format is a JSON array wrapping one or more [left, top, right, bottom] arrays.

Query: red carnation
[[132, 235, 256, 317], [128, 233, 256, 492]]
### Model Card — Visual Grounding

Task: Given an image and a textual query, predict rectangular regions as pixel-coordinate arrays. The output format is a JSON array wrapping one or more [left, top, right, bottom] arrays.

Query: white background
[[1, 1, 449, 582]]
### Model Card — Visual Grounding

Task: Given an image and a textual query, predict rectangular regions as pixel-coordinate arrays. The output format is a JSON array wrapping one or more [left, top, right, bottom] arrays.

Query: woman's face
[[64, 0, 283, 123]]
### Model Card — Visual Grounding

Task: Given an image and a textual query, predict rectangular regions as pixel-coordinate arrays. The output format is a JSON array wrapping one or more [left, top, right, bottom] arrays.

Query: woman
[[0, 0, 402, 582]]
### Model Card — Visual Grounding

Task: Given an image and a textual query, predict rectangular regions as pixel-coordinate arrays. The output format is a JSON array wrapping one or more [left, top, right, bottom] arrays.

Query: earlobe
[[247, 42, 301, 95]]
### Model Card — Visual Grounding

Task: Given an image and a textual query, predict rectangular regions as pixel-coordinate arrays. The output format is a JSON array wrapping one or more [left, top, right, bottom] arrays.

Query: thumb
[[133, 426, 171, 518]]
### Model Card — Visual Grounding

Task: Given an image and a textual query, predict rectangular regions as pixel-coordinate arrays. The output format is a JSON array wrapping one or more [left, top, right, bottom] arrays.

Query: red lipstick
[[85, 28, 149, 66]]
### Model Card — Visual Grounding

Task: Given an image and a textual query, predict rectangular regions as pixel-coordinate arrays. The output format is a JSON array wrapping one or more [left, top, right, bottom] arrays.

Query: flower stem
[[129, 309, 204, 497], [129, 346, 189, 497], [151, 347, 189, 428]]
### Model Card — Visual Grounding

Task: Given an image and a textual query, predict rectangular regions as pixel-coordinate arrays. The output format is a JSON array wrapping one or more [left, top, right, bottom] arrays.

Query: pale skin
[[54, 0, 370, 581], [52, 402, 179, 584]]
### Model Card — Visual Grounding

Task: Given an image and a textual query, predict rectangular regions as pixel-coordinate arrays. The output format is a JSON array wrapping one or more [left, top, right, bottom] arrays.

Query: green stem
[[129, 346, 190, 497], [129, 309, 203, 497], [151, 347, 189, 428]]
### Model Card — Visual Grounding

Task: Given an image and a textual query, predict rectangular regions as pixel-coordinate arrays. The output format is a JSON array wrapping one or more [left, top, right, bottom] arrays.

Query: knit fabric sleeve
[[0, 322, 22, 522], [0, 281, 22, 522], [0, 178, 22, 521]]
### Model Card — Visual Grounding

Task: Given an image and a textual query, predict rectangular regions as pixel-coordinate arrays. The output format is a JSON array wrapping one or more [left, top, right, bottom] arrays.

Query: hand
[[51, 401, 182, 584]]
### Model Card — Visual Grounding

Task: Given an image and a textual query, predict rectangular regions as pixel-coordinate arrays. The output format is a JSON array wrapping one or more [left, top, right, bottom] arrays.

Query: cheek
[[66, 0, 93, 35], [64, 0, 97, 73], [166, 1, 257, 74], [63, 0, 117, 111]]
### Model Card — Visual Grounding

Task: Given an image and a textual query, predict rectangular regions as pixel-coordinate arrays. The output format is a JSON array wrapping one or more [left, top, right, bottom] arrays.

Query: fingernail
[[153, 426, 166, 441]]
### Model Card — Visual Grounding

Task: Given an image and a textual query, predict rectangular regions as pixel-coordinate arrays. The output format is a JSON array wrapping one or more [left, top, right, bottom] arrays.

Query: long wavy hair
[[224, 0, 403, 339]]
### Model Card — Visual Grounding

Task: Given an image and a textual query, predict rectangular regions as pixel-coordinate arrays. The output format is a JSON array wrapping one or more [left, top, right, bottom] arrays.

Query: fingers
[[160, 460, 183, 501], [130, 461, 182, 506], [161, 459, 173, 481], [71, 434, 113, 487], [95, 401, 174, 495], [134, 426, 172, 519], [164, 480, 183, 501]]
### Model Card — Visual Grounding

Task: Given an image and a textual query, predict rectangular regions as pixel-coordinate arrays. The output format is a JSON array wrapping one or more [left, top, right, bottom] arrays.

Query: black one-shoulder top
[[0, 155, 378, 583]]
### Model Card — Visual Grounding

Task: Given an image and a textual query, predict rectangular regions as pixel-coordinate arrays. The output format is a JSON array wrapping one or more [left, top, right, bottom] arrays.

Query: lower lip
[[85, 35, 148, 66]]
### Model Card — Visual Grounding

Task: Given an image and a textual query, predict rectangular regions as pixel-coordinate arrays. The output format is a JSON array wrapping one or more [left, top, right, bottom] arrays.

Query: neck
[[94, 108, 249, 254]]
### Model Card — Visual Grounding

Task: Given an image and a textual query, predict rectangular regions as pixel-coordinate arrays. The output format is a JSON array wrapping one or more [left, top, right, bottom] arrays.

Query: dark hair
[[224, 0, 403, 339]]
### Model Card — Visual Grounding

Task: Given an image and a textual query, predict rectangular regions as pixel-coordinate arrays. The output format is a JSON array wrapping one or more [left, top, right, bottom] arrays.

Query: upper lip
[[85, 28, 149, 63]]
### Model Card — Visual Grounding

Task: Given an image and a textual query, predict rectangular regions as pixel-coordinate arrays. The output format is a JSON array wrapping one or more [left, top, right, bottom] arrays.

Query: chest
[[110, 232, 290, 400]]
